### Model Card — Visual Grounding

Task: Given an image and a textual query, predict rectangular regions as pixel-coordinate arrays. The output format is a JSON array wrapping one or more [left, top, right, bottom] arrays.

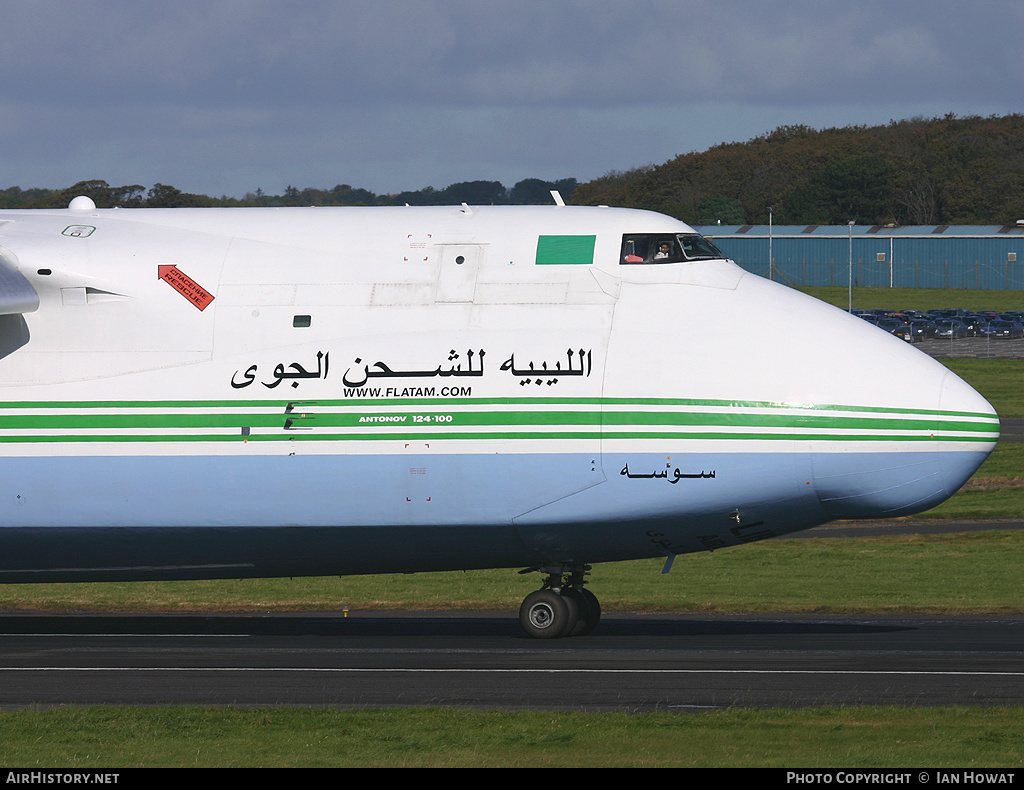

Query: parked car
[[932, 319, 970, 339], [907, 319, 936, 341], [958, 314, 986, 337], [978, 320, 1024, 339], [874, 317, 912, 340]]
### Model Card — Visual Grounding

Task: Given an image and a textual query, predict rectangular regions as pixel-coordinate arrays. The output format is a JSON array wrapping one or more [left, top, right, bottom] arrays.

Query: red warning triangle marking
[[157, 265, 215, 311]]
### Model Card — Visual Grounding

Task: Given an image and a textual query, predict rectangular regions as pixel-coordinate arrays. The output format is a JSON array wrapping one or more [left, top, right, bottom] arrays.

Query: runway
[[3, 610, 1024, 710], [999, 416, 1023, 442]]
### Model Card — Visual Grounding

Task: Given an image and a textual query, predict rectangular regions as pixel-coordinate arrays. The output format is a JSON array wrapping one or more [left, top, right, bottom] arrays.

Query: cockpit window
[[620, 233, 725, 264], [679, 234, 724, 260]]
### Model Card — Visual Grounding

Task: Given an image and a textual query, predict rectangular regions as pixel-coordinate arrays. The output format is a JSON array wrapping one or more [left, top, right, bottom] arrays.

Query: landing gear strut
[[518, 565, 600, 638]]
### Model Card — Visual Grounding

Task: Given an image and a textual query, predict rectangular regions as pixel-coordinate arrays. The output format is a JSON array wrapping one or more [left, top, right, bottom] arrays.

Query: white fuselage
[[0, 204, 998, 582]]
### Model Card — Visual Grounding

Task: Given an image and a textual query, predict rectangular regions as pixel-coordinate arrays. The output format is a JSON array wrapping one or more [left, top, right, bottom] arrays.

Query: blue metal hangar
[[695, 223, 1024, 291]]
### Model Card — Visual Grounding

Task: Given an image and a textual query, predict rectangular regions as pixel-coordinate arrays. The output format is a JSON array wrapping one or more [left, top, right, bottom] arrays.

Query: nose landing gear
[[518, 565, 601, 638]]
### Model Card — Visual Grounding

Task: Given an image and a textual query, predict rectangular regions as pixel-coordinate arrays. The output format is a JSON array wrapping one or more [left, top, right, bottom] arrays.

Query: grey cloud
[[3, 0, 1020, 108], [0, 0, 1021, 196]]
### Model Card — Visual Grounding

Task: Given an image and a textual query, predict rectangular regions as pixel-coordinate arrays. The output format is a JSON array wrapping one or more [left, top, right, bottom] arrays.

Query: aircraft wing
[[0, 254, 38, 315]]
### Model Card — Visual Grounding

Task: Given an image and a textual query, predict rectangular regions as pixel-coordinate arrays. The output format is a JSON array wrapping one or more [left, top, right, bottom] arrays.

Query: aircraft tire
[[564, 587, 601, 636], [519, 589, 578, 639]]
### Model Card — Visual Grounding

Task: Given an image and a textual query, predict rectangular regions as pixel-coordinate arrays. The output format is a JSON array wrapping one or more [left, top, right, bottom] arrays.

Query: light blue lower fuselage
[[0, 447, 989, 582]]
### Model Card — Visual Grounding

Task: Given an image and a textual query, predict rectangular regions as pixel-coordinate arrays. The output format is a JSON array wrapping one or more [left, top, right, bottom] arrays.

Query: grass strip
[[940, 358, 1024, 419], [796, 285, 1024, 314], [1, 706, 1023, 767]]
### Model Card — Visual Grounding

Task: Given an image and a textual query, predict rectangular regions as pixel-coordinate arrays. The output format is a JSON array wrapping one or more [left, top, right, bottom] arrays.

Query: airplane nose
[[812, 363, 998, 519]]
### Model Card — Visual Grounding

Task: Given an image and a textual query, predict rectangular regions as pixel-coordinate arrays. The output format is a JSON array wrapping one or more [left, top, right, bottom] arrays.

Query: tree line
[[6, 114, 1024, 225], [0, 178, 578, 210], [571, 114, 1024, 227]]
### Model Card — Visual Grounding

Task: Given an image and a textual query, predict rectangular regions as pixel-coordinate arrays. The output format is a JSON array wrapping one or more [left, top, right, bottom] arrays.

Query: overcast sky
[[2, 0, 1022, 198]]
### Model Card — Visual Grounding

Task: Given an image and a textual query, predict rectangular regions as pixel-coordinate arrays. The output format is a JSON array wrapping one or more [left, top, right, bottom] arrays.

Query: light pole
[[848, 221, 855, 313]]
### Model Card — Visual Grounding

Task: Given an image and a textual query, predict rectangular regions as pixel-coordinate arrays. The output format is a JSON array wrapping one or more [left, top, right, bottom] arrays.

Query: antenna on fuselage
[[68, 196, 96, 211], [550, 190, 565, 207]]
